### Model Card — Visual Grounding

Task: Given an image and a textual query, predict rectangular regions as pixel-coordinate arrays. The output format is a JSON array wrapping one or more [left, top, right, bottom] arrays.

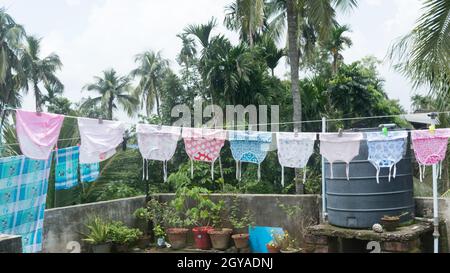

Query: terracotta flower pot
[[232, 233, 249, 249], [208, 228, 232, 250], [266, 244, 281, 253], [280, 248, 302, 253], [192, 226, 213, 250], [137, 235, 151, 249], [166, 228, 189, 250], [380, 217, 400, 232]]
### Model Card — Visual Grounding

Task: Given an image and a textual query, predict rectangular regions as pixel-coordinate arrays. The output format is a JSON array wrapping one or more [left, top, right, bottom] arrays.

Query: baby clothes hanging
[[320, 132, 364, 180], [411, 129, 450, 182], [55, 146, 79, 190], [182, 128, 227, 180], [277, 132, 317, 186], [366, 131, 408, 184], [15, 110, 64, 160], [137, 124, 181, 182], [229, 131, 273, 181], [78, 118, 125, 164]]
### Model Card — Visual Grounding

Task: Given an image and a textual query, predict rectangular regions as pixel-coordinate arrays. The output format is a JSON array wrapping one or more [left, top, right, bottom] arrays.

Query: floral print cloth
[[366, 131, 408, 184], [182, 128, 227, 180], [412, 129, 450, 182], [229, 131, 273, 181]]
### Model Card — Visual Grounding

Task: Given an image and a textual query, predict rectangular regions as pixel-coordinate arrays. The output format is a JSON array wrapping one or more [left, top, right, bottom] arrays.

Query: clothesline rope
[[3, 107, 449, 131]]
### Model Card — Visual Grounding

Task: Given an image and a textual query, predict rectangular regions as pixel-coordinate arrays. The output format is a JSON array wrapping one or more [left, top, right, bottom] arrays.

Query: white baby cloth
[[137, 124, 181, 181], [78, 118, 126, 164], [277, 132, 317, 186], [320, 132, 364, 180]]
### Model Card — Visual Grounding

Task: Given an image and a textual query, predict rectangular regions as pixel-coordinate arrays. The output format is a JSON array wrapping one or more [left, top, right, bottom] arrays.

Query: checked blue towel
[[55, 146, 79, 190], [0, 155, 52, 253]]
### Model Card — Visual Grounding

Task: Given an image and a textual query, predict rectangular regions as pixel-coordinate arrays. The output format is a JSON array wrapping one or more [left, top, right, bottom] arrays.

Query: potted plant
[[153, 224, 166, 248], [207, 201, 232, 250], [380, 212, 409, 232], [163, 204, 191, 250], [82, 216, 112, 253], [171, 186, 216, 250], [279, 231, 302, 253], [109, 221, 143, 253], [229, 199, 255, 250], [133, 207, 151, 249], [266, 230, 284, 253]]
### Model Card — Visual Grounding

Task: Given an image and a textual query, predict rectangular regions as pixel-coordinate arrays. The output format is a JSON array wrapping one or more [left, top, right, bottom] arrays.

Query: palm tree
[[224, 0, 266, 47], [389, 0, 450, 109], [0, 9, 27, 129], [82, 69, 138, 120], [130, 50, 169, 118], [21, 35, 63, 111], [323, 24, 352, 74], [259, 35, 285, 76], [176, 33, 197, 69]]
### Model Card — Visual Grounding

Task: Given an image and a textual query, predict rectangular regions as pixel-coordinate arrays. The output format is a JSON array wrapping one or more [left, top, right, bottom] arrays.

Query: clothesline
[[3, 107, 449, 131]]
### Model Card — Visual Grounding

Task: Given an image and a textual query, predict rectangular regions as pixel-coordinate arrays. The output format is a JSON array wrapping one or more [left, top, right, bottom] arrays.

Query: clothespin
[[36, 109, 42, 117], [157, 122, 163, 130], [294, 128, 299, 137], [77, 143, 81, 147], [429, 124, 436, 134], [98, 117, 103, 124], [338, 128, 343, 137], [382, 126, 388, 137]]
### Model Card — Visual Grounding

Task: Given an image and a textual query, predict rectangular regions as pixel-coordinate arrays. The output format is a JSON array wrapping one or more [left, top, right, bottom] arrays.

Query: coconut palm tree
[[389, 0, 450, 109], [82, 69, 138, 120], [21, 35, 63, 111], [323, 24, 352, 74], [0, 8, 27, 129], [130, 50, 169, 118], [224, 0, 266, 47]]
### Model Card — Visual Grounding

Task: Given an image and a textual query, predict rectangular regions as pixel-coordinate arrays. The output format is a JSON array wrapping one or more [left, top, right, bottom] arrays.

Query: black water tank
[[325, 133, 415, 229]]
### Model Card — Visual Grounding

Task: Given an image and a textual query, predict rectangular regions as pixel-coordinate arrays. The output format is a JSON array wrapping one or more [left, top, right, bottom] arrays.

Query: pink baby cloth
[[412, 129, 450, 182], [319, 132, 364, 180], [137, 124, 181, 182], [78, 118, 126, 164], [15, 110, 64, 160], [182, 128, 227, 180]]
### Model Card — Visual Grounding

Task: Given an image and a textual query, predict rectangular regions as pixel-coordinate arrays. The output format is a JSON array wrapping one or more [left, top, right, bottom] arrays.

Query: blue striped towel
[[0, 155, 52, 253], [80, 162, 99, 183], [55, 146, 79, 190]]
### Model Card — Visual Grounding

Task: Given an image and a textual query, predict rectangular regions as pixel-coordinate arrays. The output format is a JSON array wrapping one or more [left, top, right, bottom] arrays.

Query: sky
[[0, 0, 427, 121]]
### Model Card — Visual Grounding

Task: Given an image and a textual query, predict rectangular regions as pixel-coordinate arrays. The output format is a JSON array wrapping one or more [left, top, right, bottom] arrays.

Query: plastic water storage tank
[[325, 132, 415, 229]]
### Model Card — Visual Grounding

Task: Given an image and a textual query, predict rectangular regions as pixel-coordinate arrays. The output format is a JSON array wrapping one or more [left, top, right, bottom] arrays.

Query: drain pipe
[[321, 117, 328, 222], [429, 112, 440, 253]]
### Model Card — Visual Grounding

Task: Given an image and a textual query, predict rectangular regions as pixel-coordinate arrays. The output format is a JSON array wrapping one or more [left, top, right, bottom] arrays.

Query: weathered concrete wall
[[43, 196, 146, 253], [40, 194, 449, 253], [0, 235, 22, 253], [42, 194, 320, 253]]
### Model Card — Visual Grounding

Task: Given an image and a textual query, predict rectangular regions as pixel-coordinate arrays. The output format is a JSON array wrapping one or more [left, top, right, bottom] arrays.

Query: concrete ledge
[[0, 234, 22, 253]]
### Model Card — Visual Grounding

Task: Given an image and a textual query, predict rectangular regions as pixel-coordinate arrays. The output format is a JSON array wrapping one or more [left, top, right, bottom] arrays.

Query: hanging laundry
[[55, 146, 79, 190], [78, 118, 125, 164], [137, 124, 181, 182], [412, 129, 450, 182], [15, 110, 64, 160], [229, 131, 273, 181], [366, 131, 408, 184], [277, 132, 317, 186], [182, 128, 227, 180], [320, 132, 364, 180], [0, 155, 52, 253], [80, 163, 100, 183]]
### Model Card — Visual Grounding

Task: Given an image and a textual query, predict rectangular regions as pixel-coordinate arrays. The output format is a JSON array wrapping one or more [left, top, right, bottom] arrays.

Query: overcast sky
[[0, 0, 427, 121]]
